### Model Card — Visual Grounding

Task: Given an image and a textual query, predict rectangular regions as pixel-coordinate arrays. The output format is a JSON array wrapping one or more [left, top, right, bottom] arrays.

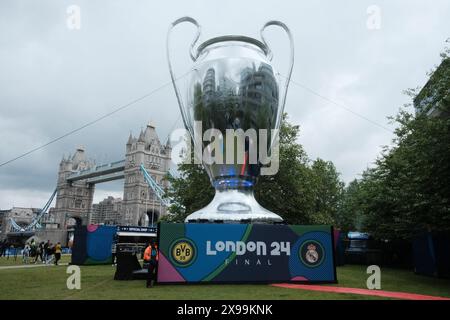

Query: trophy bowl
[[167, 17, 294, 223]]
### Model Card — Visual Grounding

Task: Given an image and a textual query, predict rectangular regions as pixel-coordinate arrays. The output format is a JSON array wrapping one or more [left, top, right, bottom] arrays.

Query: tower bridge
[[66, 159, 126, 184], [5, 122, 172, 245]]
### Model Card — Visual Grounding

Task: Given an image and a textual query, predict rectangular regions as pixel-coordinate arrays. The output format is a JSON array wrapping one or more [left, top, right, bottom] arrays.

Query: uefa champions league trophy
[[167, 17, 294, 223]]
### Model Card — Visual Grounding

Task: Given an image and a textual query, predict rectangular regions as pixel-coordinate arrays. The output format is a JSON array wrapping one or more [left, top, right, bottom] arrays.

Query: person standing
[[8, 244, 18, 261], [54, 242, 62, 266], [39, 242, 45, 263], [111, 241, 117, 266], [144, 241, 159, 288]]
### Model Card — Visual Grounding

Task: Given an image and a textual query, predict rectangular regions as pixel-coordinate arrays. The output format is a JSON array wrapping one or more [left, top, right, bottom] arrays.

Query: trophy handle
[[260, 21, 294, 130], [166, 17, 202, 138]]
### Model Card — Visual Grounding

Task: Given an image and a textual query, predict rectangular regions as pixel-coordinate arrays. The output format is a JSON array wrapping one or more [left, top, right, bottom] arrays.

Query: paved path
[[271, 283, 450, 300], [0, 263, 68, 270]]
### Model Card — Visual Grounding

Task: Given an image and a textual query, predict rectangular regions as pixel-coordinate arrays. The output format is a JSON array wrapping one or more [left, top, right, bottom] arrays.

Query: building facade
[[90, 196, 122, 225], [51, 147, 96, 229]]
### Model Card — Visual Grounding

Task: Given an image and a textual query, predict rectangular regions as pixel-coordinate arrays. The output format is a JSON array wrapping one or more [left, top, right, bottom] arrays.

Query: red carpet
[[271, 284, 450, 300]]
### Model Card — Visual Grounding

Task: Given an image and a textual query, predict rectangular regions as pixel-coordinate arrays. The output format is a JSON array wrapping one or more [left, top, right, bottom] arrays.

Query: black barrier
[[114, 252, 142, 280]]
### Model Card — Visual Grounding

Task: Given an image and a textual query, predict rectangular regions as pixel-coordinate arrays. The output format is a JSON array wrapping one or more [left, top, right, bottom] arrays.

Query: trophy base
[[184, 189, 284, 224]]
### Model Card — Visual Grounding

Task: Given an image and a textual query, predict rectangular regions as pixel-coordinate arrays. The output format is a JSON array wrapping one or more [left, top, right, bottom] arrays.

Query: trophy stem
[[185, 188, 284, 224]]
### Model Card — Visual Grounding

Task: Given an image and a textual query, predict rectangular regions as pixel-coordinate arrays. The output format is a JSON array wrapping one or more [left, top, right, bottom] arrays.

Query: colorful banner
[[157, 223, 336, 283], [71, 225, 116, 265]]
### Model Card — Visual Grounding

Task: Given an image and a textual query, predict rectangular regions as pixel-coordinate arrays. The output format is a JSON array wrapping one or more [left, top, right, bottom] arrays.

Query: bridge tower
[[53, 147, 96, 229], [122, 123, 171, 226]]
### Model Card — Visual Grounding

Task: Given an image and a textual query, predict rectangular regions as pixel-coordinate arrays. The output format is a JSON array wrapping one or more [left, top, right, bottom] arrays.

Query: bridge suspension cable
[[167, 167, 179, 179], [139, 164, 171, 207], [9, 189, 57, 232]]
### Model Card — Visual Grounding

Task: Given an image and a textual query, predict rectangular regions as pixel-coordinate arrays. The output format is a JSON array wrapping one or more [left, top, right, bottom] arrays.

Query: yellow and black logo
[[170, 238, 196, 267]]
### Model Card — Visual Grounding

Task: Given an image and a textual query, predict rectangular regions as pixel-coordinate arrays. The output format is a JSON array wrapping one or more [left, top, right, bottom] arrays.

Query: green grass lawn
[[0, 257, 449, 300]]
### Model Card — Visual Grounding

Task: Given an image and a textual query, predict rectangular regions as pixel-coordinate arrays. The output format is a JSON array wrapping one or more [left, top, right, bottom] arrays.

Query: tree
[[335, 179, 364, 232], [310, 159, 344, 225], [341, 51, 450, 239], [360, 108, 450, 239]]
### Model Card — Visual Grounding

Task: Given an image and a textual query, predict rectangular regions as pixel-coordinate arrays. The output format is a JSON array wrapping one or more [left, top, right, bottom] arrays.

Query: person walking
[[23, 243, 30, 264], [45, 243, 54, 264], [54, 242, 62, 265], [30, 239, 37, 260], [6, 244, 12, 260], [33, 241, 44, 264], [43, 240, 50, 262]]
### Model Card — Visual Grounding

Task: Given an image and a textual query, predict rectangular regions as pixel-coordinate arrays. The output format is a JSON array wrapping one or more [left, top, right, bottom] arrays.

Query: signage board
[[157, 223, 336, 283]]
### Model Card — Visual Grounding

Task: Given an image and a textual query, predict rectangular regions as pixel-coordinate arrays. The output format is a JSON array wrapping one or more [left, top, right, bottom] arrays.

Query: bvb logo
[[170, 238, 196, 267]]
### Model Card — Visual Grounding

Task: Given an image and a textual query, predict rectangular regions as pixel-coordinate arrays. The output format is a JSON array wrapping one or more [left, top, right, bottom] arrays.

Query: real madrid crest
[[299, 240, 325, 268], [306, 243, 319, 264]]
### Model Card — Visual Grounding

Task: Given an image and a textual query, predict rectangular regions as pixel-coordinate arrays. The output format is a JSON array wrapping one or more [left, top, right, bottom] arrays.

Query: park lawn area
[[0, 261, 449, 300]]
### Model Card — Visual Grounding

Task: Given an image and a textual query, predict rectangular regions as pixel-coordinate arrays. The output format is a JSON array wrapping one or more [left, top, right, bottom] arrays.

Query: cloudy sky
[[0, 0, 448, 209]]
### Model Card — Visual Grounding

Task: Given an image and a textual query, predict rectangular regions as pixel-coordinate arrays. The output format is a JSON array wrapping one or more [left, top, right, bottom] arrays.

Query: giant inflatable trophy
[[167, 17, 294, 223]]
